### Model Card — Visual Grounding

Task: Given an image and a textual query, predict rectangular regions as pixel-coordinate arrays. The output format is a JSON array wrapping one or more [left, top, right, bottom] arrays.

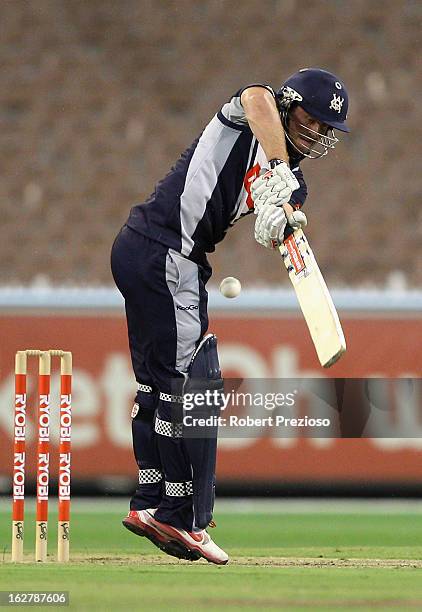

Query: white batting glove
[[255, 206, 308, 250], [286, 210, 307, 230], [251, 161, 300, 213], [254, 203, 288, 249]]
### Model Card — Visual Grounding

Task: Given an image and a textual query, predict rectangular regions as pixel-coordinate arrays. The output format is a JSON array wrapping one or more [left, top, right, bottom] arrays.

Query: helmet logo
[[329, 93, 344, 114], [335, 81, 342, 89], [281, 86, 303, 104]]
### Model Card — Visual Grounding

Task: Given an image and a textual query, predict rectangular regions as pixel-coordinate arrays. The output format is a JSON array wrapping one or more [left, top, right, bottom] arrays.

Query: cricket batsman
[[111, 68, 350, 564]]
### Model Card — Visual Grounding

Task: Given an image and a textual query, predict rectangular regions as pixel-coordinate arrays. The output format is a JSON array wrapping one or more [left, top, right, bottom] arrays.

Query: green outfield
[[2, 499, 422, 610]]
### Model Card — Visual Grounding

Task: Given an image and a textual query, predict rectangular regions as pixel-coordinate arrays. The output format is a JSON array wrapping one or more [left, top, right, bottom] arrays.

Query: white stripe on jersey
[[165, 249, 202, 372], [180, 115, 242, 256]]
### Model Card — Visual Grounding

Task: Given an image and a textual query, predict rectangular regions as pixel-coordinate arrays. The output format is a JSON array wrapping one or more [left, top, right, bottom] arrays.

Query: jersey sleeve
[[289, 165, 308, 209], [218, 84, 276, 128]]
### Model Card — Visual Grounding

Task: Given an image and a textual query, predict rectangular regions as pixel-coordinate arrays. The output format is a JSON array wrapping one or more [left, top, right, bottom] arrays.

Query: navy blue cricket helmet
[[277, 68, 350, 158], [278, 68, 350, 132]]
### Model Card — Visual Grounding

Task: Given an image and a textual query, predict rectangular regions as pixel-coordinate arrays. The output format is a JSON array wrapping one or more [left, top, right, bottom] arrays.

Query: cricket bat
[[280, 229, 346, 368]]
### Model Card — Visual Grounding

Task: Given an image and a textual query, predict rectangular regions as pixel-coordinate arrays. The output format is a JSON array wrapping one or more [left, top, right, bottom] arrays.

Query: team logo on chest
[[329, 93, 344, 114]]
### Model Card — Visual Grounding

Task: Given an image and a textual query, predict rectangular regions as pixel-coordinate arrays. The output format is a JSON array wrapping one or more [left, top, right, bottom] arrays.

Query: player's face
[[287, 105, 330, 155]]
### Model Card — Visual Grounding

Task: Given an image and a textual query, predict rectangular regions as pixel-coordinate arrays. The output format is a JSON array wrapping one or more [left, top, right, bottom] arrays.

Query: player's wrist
[[268, 158, 289, 169], [283, 203, 294, 216]]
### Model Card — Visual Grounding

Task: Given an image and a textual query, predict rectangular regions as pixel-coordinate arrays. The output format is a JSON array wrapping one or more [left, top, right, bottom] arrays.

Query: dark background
[[1, 0, 421, 286]]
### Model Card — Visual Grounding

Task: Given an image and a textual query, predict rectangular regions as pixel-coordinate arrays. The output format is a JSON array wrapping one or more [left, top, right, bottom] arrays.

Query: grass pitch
[[1, 499, 422, 610]]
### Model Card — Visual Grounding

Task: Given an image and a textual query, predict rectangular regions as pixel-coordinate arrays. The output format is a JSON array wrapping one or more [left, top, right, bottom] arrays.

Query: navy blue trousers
[[111, 225, 210, 530]]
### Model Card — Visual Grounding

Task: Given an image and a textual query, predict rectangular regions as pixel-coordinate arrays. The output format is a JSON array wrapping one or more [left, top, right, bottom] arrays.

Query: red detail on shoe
[[124, 511, 168, 544], [187, 531, 203, 542], [150, 517, 227, 564], [150, 517, 189, 541], [125, 511, 227, 565]]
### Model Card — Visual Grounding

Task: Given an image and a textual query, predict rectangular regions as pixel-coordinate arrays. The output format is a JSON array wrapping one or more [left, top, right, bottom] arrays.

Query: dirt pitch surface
[[74, 553, 422, 569]]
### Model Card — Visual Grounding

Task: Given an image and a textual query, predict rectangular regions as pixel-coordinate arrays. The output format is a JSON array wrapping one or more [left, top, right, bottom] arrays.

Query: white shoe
[[149, 514, 229, 565], [122, 509, 198, 561]]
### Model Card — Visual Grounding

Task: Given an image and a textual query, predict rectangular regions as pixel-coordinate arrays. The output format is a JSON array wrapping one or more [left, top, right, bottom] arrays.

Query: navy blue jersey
[[127, 84, 308, 265]]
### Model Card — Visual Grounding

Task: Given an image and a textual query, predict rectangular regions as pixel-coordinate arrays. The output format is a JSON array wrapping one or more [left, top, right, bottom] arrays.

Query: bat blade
[[280, 229, 346, 368]]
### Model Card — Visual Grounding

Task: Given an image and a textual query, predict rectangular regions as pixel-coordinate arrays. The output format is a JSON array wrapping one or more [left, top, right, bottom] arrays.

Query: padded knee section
[[130, 399, 162, 510], [183, 334, 223, 529], [154, 398, 195, 530]]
